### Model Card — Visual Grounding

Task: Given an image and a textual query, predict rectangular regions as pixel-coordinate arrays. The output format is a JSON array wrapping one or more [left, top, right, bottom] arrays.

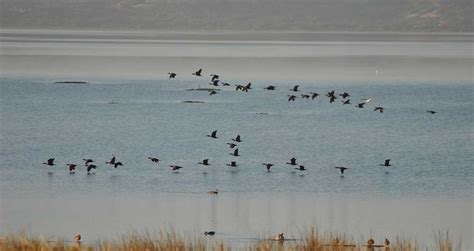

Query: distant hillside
[[0, 0, 471, 32]]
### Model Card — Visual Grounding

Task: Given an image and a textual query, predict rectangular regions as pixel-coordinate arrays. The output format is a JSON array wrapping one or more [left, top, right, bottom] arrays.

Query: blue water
[[1, 77, 472, 199]]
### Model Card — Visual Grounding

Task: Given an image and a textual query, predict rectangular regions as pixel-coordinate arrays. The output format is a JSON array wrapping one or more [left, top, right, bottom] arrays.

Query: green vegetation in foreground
[[0, 228, 463, 251]]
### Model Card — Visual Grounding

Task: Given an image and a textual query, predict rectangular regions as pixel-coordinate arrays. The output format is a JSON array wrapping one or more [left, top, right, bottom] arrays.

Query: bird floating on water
[[204, 231, 215, 236], [208, 188, 218, 194], [208, 90, 218, 95], [427, 110, 437, 114], [264, 85, 276, 90], [227, 161, 238, 167]]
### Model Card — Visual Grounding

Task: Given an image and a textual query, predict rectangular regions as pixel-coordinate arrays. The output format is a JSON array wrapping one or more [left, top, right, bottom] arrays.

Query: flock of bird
[[42, 68, 438, 178]]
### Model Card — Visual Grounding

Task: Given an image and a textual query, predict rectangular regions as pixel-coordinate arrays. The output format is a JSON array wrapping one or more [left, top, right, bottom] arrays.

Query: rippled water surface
[[0, 30, 473, 249]]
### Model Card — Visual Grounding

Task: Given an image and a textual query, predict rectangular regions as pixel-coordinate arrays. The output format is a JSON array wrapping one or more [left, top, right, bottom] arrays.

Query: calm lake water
[[0, 30, 473, 249]]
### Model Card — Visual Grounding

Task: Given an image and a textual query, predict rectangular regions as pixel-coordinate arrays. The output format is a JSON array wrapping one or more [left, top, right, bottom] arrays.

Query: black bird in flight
[[342, 99, 351, 105], [199, 159, 210, 166], [301, 94, 311, 99], [230, 148, 240, 156], [227, 142, 237, 148], [43, 158, 55, 166], [207, 130, 218, 138], [309, 92, 319, 99], [245, 82, 252, 90], [168, 72, 177, 79], [380, 159, 392, 167], [192, 68, 203, 76], [227, 161, 238, 167], [86, 164, 96, 174], [427, 110, 437, 114], [209, 90, 218, 95], [83, 159, 94, 165], [295, 165, 306, 171], [290, 85, 299, 92], [106, 156, 116, 165], [339, 92, 350, 99], [114, 162, 122, 168], [335, 166, 348, 174], [374, 107, 384, 113], [210, 74, 219, 81], [262, 163, 274, 171], [204, 231, 216, 236], [67, 164, 77, 173], [148, 157, 160, 163], [232, 135, 242, 142], [170, 165, 183, 171], [264, 85, 276, 90], [286, 157, 297, 165], [356, 102, 366, 108], [288, 95, 297, 101], [209, 79, 220, 86]]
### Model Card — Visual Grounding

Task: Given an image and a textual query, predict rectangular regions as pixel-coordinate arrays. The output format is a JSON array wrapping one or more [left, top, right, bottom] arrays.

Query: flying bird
[[67, 164, 77, 173], [301, 94, 311, 99], [114, 162, 122, 168], [208, 90, 218, 95], [374, 107, 384, 113], [170, 165, 183, 171], [309, 92, 319, 99], [290, 85, 299, 92], [380, 159, 392, 167], [286, 157, 297, 165], [83, 159, 94, 165], [362, 97, 373, 103], [262, 163, 274, 171], [204, 231, 216, 236], [207, 130, 218, 138], [295, 165, 306, 171], [264, 85, 276, 90], [86, 164, 96, 174], [245, 82, 252, 89], [209, 79, 220, 86], [192, 68, 202, 76], [43, 158, 55, 166], [288, 95, 297, 101], [230, 148, 240, 156], [148, 157, 160, 163], [227, 142, 237, 148], [210, 74, 219, 81], [106, 156, 116, 165], [168, 72, 177, 79], [356, 102, 366, 108], [427, 110, 436, 114], [342, 99, 351, 105], [198, 159, 210, 166], [335, 166, 348, 174], [232, 135, 242, 142], [339, 92, 350, 99]]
